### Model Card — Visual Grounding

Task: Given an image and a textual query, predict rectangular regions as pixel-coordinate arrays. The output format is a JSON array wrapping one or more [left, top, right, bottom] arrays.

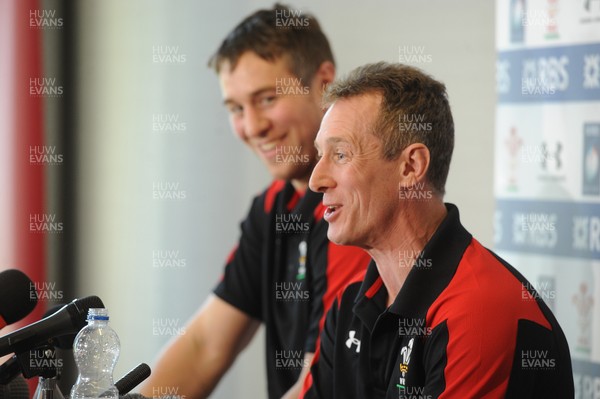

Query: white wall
[[74, 1, 495, 397]]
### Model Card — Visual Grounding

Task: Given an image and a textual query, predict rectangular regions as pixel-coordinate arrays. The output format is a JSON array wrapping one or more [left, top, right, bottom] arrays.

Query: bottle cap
[[87, 308, 109, 321]]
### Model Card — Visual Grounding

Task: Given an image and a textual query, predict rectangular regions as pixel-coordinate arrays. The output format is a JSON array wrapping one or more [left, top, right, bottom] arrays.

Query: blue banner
[[495, 198, 600, 260], [497, 43, 600, 103]]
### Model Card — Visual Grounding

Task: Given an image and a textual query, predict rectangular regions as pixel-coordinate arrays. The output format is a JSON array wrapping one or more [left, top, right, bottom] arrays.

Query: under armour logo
[[541, 141, 562, 170], [584, 54, 600, 89], [345, 330, 361, 353], [584, 0, 600, 12]]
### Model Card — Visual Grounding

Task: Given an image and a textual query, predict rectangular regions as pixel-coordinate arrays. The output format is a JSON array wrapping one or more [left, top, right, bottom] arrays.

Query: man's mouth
[[256, 136, 286, 158], [324, 205, 341, 221], [260, 142, 277, 152]]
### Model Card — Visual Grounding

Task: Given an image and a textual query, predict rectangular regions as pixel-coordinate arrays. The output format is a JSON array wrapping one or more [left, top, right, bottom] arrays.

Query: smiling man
[[301, 62, 574, 398], [140, 4, 370, 399]]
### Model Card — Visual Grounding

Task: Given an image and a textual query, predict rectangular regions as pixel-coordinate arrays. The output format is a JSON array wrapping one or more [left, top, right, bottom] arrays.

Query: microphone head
[[64, 295, 105, 330], [115, 363, 152, 395], [0, 269, 37, 326], [0, 295, 105, 358], [0, 375, 29, 399], [43, 304, 77, 349]]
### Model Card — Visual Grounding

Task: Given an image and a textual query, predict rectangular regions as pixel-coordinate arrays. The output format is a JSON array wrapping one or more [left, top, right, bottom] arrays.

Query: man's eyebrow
[[222, 87, 276, 106], [326, 137, 348, 145], [314, 136, 350, 150]]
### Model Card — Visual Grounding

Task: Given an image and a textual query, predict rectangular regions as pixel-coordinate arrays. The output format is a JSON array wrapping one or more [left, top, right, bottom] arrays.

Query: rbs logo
[[521, 56, 569, 95]]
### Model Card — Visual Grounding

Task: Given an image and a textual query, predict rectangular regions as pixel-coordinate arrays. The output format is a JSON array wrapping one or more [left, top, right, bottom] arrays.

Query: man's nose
[[309, 156, 335, 193], [243, 106, 269, 138]]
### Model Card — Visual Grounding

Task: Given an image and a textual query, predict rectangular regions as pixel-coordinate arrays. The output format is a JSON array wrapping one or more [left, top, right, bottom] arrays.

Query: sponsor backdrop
[[495, 0, 600, 395]]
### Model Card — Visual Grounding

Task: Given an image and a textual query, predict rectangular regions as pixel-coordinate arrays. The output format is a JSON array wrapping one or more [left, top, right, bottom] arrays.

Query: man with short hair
[[302, 62, 574, 398], [140, 5, 370, 399]]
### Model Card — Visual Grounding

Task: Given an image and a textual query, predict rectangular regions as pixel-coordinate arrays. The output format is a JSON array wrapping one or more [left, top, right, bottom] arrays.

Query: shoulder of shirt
[[254, 180, 287, 213]]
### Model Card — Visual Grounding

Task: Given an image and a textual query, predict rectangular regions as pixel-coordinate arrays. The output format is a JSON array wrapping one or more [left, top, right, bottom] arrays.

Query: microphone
[[115, 363, 152, 395], [41, 304, 77, 350], [0, 270, 37, 330], [0, 345, 60, 383], [0, 304, 79, 385], [0, 296, 104, 357], [0, 375, 28, 399], [0, 356, 20, 385]]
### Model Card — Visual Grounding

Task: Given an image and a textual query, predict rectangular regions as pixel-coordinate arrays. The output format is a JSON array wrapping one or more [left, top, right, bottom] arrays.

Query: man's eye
[[227, 104, 243, 115], [258, 96, 276, 107], [335, 152, 347, 162]]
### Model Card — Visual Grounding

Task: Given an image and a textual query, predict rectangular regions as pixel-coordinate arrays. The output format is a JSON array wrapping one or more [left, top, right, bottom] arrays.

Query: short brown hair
[[208, 3, 335, 83], [323, 62, 454, 195]]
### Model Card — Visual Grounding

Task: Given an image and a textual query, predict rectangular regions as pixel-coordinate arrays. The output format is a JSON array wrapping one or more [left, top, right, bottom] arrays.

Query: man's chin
[[327, 230, 367, 249], [327, 230, 349, 246]]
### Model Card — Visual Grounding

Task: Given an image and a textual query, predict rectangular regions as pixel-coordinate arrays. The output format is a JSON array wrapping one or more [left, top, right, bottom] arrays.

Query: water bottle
[[70, 308, 120, 399]]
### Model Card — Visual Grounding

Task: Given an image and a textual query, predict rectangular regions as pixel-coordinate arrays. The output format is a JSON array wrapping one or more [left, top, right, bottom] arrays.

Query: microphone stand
[[0, 345, 66, 399], [26, 346, 66, 399], [33, 377, 64, 399]]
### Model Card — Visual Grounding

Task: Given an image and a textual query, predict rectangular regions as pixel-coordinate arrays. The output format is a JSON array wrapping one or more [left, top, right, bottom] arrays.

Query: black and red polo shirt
[[302, 203, 574, 399], [213, 180, 370, 399]]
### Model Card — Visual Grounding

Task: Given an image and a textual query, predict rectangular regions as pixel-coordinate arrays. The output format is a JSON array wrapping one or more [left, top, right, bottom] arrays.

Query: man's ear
[[311, 61, 335, 95], [398, 143, 430, 189]]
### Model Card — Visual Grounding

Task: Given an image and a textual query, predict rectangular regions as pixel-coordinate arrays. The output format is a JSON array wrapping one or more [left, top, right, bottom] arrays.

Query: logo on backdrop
[[538, 140, 565, 183], [510, 0, 526, 43], [584, 54, 600, 89], [584, 0, 600, 11], [505, 127, 523, 192], [544, 0, 560, 40], [540, 141, 563, 171], [572, 282, 594, 355], [537, 275, 557, 311], [581, 0, 600, 24], [583, 123, 600, 196]]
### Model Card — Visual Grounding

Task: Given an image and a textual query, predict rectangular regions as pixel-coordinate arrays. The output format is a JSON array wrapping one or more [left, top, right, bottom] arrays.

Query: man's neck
[[290, 178, 309, 193], [367, 200, 447, 307]]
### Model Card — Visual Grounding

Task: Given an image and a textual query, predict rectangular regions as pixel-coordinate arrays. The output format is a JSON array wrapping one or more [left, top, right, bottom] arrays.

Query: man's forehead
[[327, 93, 382, 116], [218, 51, 295, 77], [315, 95, 382, 148], [218, 53, 290, 101], [322, 96, 380, 129]]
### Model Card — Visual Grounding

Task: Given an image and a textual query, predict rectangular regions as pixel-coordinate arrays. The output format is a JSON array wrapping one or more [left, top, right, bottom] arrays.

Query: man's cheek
[[230, 119, 246, 141], [266, 109, 284, 129]]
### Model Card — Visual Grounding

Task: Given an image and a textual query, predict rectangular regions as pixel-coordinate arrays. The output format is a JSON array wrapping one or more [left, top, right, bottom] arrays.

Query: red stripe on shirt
[[287, 190, 301, 211], [219, 245, 239, 282], [427, 238, 551, 398], [225, 245, 238, 264], [264, 180, 286, 213], [301, 247, 369, 398], [320, 243, 369, 334], [300, 346, 318, 398], [314, 202, 326, 222], [365, 277, 383, 299]]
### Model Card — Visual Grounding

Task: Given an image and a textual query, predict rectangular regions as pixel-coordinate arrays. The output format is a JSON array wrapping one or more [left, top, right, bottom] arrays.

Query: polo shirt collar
[[353, 203, 472, 327]]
